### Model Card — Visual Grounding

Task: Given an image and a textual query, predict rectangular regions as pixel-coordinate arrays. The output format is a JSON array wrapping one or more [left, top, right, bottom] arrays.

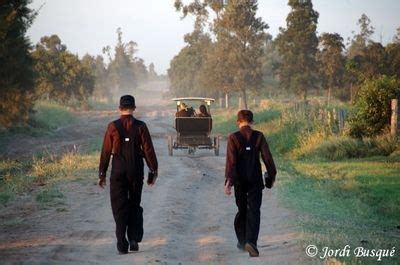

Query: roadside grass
[[213, 107, 281, 136], [36, 186, 64, 205], [213, 103, 400, 264], [29, 101, 77, 130], [0, 150, 99, 206], [0, 102, 77, 153], [279, 159, 400, 264]]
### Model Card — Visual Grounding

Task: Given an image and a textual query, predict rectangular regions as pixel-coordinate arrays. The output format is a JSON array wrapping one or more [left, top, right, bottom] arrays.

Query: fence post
[[338, 109, 345, 132], [391, 99, 398, 138]]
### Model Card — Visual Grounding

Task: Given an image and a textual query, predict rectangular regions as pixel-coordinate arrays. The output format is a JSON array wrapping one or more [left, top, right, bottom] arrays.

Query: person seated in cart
[[197, 104, 211, 118], [176, 102, 195, 117]]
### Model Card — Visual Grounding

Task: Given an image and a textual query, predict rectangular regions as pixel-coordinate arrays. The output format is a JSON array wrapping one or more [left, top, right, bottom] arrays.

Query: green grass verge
[[0, 101, 77, 151], [213, 107, 281, 136], [30, 101, 77, 130], [36, 186, 64, 205]]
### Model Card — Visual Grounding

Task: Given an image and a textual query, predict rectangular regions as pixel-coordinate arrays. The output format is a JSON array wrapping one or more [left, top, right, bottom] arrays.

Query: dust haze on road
[[0, 84, 302, 264]]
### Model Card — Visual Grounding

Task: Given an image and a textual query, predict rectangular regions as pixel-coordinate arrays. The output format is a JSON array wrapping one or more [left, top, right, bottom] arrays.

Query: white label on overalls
[[246, 147, 251, 150], [125, 138, 130, 142]]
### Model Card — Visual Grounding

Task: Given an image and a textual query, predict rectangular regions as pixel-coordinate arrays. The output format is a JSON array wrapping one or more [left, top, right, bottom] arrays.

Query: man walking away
[[98, 95, 158, 254], [224, 110, 277, 257]]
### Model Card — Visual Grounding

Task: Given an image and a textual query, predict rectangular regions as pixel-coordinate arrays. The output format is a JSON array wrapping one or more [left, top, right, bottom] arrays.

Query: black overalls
[[110, 118, 145, 251], [233, 131, 264, 246]]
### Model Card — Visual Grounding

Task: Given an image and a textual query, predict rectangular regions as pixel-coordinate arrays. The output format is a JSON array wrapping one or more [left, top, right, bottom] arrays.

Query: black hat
[[119, 95, 136, 109]]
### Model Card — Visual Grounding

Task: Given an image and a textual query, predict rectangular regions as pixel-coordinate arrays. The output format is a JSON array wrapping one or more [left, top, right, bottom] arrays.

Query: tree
[[148, 63, 157, 79], [107, 28, 137, 95], [386, 42, 400, 78], [212, 0, 268, 109], [276, 0, 319, 101], [32, 35, 94, 108], [174, 0, 268, 109], [347, 14, 375, 58], [0, 0, 36, 127], [260, 35, 281, 98], [393, 27, 400, 44], [132, 58, 148, 84], [349, 75, 400, 137], [82, 54, 111, 102], [317, 33, 345, 103], [168, 29, 212, 97]]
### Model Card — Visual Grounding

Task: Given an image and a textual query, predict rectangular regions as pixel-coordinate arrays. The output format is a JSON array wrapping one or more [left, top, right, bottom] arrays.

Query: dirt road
[[0, 95, 302, 264]]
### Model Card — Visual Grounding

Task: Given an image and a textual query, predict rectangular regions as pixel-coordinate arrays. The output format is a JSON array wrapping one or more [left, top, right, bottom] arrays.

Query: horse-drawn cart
[[167, 97, 220, 156]]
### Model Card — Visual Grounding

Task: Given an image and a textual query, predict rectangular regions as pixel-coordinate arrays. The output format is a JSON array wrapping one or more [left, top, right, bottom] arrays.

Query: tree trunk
[[219, 92, 223, 108], [327, 86, 331, 106], [225, 92, 229, 109], [301, 88, 307, 103], [240, 89, 248, 110], [350, 83, 353, 104]]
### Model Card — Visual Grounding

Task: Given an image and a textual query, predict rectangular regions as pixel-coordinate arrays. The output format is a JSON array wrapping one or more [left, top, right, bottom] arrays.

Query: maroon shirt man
[[98, 95, 158, 254], [225, 110, 276, 257]]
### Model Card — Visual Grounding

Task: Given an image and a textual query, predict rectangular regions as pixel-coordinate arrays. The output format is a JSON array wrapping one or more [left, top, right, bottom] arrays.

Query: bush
[[349, 75, 400, 137]]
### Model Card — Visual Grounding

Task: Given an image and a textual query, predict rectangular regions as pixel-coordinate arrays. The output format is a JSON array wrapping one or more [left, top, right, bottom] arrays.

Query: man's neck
[[120, 111, 133, 116], [239, 122, 250, 128]]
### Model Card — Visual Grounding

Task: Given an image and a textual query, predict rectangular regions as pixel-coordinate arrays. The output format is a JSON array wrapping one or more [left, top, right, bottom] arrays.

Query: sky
[[28, 0, 400, 75]]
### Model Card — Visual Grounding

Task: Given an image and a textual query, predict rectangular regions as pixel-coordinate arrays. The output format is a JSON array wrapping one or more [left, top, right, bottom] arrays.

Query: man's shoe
[[244, 242, 259, 257], [117, 242, 128, 255], [237, 242, 245, 251], [118, 249, 128, 255], [129, 240, 139, 251]]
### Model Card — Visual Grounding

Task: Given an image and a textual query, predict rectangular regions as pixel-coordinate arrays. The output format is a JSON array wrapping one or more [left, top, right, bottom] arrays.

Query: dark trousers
[[110, 176, 143, 251], [234, 183, 262, 246]]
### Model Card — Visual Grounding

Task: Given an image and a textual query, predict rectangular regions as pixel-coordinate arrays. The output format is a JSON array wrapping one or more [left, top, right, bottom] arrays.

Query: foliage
[[212, 0, 268, 109], [102, 28, 150, 97], [82, 54, 112, 102], [0, 0, 36, 127], [260, 35, 281, 98], [349, 75, 400, 137], [385, 42, 400, 78], [168, 29, 212, 97], [347, 14, 375, 59], [172, 0, 268, 109], [275, 0, 319, 101], [32, 35, 94, 108], [317, 33, 345, 101]]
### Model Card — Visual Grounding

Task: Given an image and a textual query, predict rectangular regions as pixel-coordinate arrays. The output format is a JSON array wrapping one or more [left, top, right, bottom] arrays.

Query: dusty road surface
[[0, 91, 303, 264]]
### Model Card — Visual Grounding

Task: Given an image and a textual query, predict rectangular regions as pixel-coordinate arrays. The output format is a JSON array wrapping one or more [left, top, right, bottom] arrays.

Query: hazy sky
[[28, 0, 400, 74]]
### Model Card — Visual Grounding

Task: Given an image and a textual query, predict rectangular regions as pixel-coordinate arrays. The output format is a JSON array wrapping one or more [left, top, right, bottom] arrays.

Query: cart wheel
[[214, 136, 220, 156], [168, 136, 173, 156], [188, 147, 195, 155]]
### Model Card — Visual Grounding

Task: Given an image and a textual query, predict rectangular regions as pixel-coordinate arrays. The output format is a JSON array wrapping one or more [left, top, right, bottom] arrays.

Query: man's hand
[[98, 177, 106, 189], [147, 171, 158, 186], [224, 182, 232, 196]]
